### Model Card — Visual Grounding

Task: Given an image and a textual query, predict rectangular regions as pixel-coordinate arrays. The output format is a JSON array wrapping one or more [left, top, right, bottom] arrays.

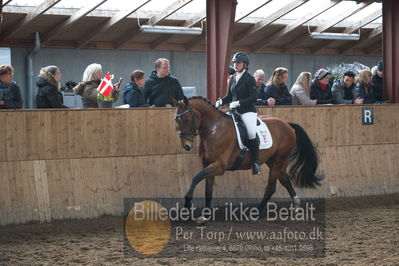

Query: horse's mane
[[188, 96, 229, 117]]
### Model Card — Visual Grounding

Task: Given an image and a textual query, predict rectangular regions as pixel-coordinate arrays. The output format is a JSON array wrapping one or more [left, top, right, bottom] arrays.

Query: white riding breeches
[[238, 112, 257, 139]]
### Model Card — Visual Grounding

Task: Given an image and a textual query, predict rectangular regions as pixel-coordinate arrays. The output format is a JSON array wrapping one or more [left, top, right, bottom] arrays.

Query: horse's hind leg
[[257, 166, 279, 212], [278, 173, 300, 208], [205, 176, 215, 209]]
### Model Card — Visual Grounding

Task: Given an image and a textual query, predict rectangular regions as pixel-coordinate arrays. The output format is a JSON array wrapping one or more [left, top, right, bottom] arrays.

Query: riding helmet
[[232, 52, 249, 64]]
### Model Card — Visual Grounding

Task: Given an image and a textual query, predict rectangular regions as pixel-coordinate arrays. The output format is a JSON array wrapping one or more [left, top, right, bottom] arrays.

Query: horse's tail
[[286, 122, 323, 188]]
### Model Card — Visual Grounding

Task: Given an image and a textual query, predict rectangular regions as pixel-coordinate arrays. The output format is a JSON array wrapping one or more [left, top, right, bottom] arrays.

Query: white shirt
[[235, 69, 246, 83]]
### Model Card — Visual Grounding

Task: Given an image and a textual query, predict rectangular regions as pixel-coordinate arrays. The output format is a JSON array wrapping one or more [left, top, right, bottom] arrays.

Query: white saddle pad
[[231, 116, 273, 150]]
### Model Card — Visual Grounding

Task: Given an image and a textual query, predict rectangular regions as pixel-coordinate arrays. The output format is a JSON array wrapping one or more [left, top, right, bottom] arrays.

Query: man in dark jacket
[[36, 66, 68, 108], [331, 71, 363, 104], [310, 68, 333, 104], [372, 60, 383, 101], [0, 64, 23, 109], [123, 70, 149, 108], [144, 58, 184, 107]]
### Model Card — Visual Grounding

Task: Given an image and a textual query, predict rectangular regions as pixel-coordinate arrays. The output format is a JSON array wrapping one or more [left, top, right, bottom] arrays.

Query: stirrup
[[252, 162, 261, 175]]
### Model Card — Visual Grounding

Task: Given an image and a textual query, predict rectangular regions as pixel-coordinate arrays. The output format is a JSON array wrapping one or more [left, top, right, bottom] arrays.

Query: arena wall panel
[[0, 105, 398, 225]]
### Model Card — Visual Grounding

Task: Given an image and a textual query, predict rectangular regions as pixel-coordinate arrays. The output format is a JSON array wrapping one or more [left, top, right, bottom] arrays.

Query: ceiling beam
[[41, 0, 107, 44], [150, 10, 206, 50], [235, 0, 273, 22], [284, 0, 373, 51], [233, 0, 308, 44], [339, 25, 382, 54], [0, 0, 61, 42], [77, 0, 151, 48], [312, 8, 382, 54], [251, 0, 341, 52], [3, 0, 12, 6], [148, 0, 193, 25]]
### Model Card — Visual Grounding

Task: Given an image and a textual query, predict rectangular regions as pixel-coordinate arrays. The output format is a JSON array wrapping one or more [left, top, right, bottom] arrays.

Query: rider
[[215, 52, 261, 175]]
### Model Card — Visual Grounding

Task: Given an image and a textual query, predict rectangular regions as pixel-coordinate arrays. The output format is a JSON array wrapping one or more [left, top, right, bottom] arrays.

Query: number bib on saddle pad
[[229, 113, 273, 150]]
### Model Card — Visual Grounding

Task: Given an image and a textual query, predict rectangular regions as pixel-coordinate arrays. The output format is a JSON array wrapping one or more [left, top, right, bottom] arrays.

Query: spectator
[[0, 64, 23, 109], [144, 58, 184, 107], [123, 70, 149, 108], [253, 69, 266, 98], [290, 72, 316, 106], [73, 63, 120, 108], [372, 60, 383, 101], [264, 67, 292, 106], [331, 71, 362, 104], [310, 68, 333, 104], [355, 69, 376, 104], [36, 65, 68, 108]]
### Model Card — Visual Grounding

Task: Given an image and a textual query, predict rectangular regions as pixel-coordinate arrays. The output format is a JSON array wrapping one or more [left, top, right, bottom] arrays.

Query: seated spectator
[[123, 70, 149, 108], [263, 67, 292, 106], [372, 60, 383, 101], [73, 63, 120, 108], [290, 72, 316, 106], [144, 58, 184, 107], [253, 69, 266, 105], [331, 71, 362, 104], [36, 65, 68, 108], [0, 64, 23, 109], [355, 69, 376, 104], [310, 68, 333, 104]]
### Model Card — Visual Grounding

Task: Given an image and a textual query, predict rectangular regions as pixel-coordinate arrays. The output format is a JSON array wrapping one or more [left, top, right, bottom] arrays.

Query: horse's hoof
[[196, 216, 210, 224]]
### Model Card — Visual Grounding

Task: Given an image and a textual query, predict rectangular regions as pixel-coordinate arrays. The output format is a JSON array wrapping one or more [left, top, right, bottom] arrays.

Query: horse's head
[[174, 97, 199, 151]]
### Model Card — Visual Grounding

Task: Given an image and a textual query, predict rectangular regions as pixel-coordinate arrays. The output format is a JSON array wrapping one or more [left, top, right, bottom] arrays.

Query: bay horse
[[174, 96, 322, 213]]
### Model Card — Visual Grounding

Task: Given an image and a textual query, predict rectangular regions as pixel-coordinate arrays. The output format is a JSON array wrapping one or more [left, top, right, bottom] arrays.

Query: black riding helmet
[[232, 52, 249, 64]]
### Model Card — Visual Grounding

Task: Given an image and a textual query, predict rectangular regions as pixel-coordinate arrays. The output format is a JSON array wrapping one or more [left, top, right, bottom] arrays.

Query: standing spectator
[[0, 64, 23, 109], [264, 67, 292, 106], [123, 70, 149, 108], [310, 68, 333, 104], [331, 71, 363, 104], [355, 69, 376, 104], [253, 69, 267, 105], [372, 60, 383, 101], [290, 72, 316, 106], [144, 58, 184, 107], [73, 63, 120, 108], [36, 65, 68, 108]]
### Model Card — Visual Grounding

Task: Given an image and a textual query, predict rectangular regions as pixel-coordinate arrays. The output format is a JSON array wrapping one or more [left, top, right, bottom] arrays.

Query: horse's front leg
[[184, 162, 224, 209]]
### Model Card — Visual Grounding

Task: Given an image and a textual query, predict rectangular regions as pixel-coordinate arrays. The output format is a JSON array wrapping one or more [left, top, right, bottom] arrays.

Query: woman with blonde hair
[[355, 69, 376, 104], [290, 72, 316, 105], [73, 63, 120, 108], [263, 67, 292, 105]]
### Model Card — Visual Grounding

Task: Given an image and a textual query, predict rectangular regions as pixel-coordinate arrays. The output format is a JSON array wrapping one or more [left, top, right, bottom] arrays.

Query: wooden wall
[[1, 105, 398, 225]]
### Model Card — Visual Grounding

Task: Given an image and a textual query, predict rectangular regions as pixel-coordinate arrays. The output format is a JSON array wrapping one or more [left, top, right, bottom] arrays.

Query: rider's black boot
[[248, 138, 261, 175]]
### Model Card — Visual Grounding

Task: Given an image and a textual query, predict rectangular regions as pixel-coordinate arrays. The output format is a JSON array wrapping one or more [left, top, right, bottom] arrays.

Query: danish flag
[[97, 73, 114, 97]]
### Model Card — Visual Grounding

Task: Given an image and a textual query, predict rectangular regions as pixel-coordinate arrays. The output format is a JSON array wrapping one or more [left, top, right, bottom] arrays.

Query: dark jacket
[[123, 82, 149, 108], [36, 69, 68, 108], [310, 79, 333, 104], [372, 74, 383, 101], [355, 82, 376, 104], [255, 83, 267, 105], [144, 71, 184, 107], [0, 81, 23, 109], [264, 83, 292, 105], [331, 78, 356, 104], [221, 70, 257, 113]]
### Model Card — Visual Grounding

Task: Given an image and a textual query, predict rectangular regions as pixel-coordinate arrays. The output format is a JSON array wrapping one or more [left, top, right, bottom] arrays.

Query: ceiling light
[[140, 25, 203, 35], [309, 32, 360, 41]]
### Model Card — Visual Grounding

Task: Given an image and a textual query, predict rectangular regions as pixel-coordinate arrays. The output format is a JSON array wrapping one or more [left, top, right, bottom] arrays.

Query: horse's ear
[[183, 96, 189, 106], [172, 98, 179, 106]]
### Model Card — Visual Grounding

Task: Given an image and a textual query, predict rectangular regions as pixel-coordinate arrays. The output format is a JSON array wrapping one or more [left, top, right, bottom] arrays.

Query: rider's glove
[[229, 101, 240, 109]]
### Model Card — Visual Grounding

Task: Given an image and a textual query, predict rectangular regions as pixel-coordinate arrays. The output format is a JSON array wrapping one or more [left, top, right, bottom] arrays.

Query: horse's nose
[[183, 144, 191, 151]]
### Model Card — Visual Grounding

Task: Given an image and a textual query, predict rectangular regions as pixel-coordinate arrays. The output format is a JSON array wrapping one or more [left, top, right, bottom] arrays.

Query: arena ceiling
[[0, 0, 382, 55]]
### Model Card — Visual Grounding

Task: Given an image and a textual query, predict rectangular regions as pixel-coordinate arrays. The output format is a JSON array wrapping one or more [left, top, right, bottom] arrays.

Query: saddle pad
[[231, 116, 273, 150]]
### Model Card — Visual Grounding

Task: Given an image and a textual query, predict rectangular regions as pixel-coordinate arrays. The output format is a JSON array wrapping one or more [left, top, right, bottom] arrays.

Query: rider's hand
[[215, 98, 223, 109], [229, 101, 240, 109]]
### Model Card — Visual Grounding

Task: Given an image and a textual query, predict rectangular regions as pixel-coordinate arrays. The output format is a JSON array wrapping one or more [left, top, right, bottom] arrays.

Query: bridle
[[175, 104, 199, 143]]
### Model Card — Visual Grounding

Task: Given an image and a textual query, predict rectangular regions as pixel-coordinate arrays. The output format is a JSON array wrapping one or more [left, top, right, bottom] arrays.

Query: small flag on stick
[[97, 73, 114, 97]]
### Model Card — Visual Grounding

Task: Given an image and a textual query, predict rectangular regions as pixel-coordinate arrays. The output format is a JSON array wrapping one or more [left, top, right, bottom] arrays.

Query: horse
[[173, 96, 322, 215]]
